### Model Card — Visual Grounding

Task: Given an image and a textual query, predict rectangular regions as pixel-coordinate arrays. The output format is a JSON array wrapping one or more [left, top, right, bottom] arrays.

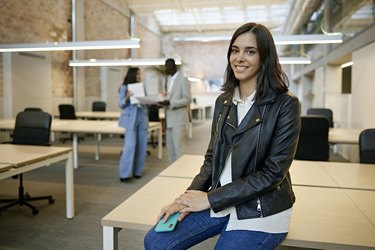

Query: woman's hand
[[175, 190, 210, 213], [157, 202, 189, 223], [125, 90, 133, 101]]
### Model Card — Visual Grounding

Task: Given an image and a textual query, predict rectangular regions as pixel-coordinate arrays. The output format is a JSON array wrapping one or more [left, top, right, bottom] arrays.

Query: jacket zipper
[[215, 113, 222, 134], [257, 198, 263, 217]]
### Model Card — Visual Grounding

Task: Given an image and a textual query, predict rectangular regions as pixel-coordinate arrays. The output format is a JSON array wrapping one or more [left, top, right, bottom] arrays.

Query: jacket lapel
[[234, 105, 263, 136]]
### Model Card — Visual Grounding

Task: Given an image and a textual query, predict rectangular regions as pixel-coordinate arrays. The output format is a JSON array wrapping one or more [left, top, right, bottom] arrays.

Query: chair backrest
[[359, 129, 375, 163], [148, 104, 160, 122], [92, 101, 106, 112], [59, 104, 77, 119], [24, 107, 43, 112], [12, 111, 52, 145], [306, 108, 334, 127], [295, 115, 330, 161]]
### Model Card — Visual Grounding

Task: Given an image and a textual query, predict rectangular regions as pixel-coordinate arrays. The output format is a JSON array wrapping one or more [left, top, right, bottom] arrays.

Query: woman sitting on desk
[[118, 67, 148, 182], [144, 22, 301, 249]]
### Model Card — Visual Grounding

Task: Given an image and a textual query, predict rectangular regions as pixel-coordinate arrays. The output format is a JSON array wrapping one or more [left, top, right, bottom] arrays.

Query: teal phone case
[[155, 212, 180, 232]]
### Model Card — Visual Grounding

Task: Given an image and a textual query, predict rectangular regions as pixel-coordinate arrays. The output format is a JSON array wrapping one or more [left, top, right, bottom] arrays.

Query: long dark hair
[[123, 67, 140, 85], [221, 22, 289, 99]]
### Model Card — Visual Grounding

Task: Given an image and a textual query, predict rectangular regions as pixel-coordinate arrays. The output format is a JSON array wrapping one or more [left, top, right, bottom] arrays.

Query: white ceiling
[[129, 0, 374, 37], [129, 0, 293, 34]]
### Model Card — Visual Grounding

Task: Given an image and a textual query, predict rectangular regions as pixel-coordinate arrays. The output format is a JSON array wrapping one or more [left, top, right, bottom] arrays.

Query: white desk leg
[[158, 127, 162, 159], [202, 108, 206, 121], [103, 226, 119, 250], [188, 122, 193, 139], [73, 133, 78, 169], [65, 152, 75, 219], [95, 133, 101, 161]]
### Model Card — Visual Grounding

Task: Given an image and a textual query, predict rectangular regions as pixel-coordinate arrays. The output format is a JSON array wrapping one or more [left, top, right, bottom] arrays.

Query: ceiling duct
[[282, 0, 323, 35]]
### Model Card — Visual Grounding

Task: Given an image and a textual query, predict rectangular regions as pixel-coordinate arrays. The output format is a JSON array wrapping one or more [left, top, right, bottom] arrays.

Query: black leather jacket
[[188, 90, 301, 219]]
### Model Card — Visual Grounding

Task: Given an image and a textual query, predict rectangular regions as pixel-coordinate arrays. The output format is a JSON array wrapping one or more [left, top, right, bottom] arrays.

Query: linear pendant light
[[279, 57, 311, 64], [0, 39, 141, 52], [69, 58, 182, 67], [69, 57, 309, 66], [173, 34, 343, 45]]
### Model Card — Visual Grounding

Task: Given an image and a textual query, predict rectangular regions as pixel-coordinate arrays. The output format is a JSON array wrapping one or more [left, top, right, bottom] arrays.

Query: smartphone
[[155, 212, 180, 232]]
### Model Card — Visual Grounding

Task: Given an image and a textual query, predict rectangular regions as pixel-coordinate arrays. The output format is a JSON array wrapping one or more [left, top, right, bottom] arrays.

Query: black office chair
[[58, 104, 82, 143], [306, 108, 334, 128], [92, 101, 106, 112], [148, 105, 160, 148], [24, 107, 43, 112], [0, 111, 54, 215], [295, 115, 330, 161], [58, 104, 77, 120], [359, 129, 375, 164]]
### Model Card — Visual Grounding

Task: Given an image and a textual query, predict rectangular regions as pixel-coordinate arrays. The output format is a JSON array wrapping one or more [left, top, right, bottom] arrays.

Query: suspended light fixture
[[69, 58, 182, 67], [341, 61, 353, 68], [173, 34, 343, 45], [279, 57, 311, 64], [0, 39, 141, 52], [275, 34, 343, 45]]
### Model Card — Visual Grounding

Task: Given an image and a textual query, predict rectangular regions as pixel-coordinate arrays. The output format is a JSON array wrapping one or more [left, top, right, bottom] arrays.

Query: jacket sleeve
[[118, 85, 129, 109], [208, 93, 301, 213], [169, 75, 192, 109]]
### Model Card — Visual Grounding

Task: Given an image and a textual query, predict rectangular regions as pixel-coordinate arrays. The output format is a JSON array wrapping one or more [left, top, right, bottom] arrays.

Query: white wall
[[106, 68, 124, 112], [312, 67, 325, 107], [351, 42, 375, 129], [12, 52, 52, 116], [324, 65, 347, 127]]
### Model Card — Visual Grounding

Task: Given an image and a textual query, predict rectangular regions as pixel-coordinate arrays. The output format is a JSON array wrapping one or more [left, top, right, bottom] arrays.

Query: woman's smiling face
[[229, 32, 260, 84]]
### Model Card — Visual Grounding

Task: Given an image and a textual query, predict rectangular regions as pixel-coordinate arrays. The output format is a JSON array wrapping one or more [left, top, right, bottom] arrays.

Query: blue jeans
[[144, 209, 287, 250]]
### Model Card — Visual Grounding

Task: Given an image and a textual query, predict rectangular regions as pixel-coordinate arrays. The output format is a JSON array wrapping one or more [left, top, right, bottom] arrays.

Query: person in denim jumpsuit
[[118, 67, 149, 182]]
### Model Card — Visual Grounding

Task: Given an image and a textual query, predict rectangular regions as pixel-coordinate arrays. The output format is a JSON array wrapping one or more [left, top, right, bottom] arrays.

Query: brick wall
[[84, 0, 130, 97], [0, 0, 72, 98]]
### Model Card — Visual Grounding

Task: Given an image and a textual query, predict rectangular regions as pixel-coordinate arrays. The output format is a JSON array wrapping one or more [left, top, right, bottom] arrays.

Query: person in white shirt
[[145, 23, 301, 250]]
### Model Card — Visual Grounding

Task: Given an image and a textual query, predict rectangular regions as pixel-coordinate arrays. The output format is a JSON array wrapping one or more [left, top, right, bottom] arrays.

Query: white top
[[167, 71, 179, 94], [210, 87, 292, 233]]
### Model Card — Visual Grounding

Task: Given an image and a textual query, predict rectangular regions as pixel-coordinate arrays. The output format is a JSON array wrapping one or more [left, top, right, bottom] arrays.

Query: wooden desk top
[[75, 111, 120, 120], [158, 155, 375, 191], [102, 176, 375, 249], [320, 161, 375, 191], [344, 189, 375, 225], [0, 144, 71, 168], [290, 160, 338, 188], [0, 119, 14, 130], [0, 119, 161, 135], [285, 186, 375, 249], [158, 154, 203, 178], [0, 163, 12, 173], [102, 176, 192, 230], [329, 127, 361, 144]]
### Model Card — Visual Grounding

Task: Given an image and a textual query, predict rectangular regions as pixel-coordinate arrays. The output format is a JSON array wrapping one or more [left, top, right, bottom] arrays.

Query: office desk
[[320, 161, 375, 191], [157, 155, 339, 188], [158, 155, 375, 191], [0, 163, 12, 173], [101, 176, 375, 250], [0, 144, 74, 219], [75, 111, 120, 120], [190, 103, 212, 121], [329, 128, 362, 144], [344, 189, 375, 225], [0, 119, 163, 169], [158, 154, 203, 178]]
